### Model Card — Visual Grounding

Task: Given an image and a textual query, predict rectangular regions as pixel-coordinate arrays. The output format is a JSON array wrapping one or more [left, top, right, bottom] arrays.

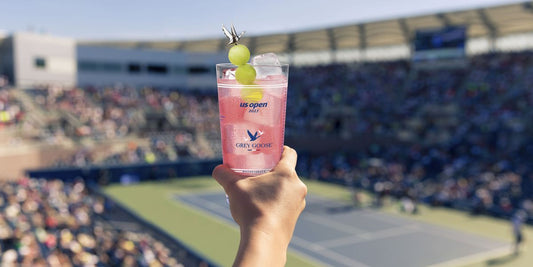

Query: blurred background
[[1, 0, 532, 266]]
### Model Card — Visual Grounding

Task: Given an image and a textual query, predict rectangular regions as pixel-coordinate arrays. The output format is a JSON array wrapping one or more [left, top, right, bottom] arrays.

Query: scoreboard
[[412, 26, 467, 62]]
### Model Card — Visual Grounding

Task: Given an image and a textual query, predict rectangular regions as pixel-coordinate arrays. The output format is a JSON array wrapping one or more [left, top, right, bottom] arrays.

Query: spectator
[[0, 178, 192, 266]]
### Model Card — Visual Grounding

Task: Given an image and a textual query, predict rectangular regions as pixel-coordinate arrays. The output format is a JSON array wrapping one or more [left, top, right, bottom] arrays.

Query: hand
[[212, 146, 307, 267]]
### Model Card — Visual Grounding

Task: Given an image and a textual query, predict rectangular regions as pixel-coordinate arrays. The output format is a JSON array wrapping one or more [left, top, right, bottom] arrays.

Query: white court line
[[291, 236, 370, 267], [189, 194, 398, 266], [428, 246, 511, 267], [183, 194, 337, 267], [185, 193, 510, 267], [185, 195, 232, 217], [358, 224, 419, 239], [357, 206, 510, 255], [307, 195, 412, 227], [317, 224, 420, 248], [420, 225, 507, 250], [187, 194, 370, 267], [302, 212, 368, 235], [173, 194, 240, 234]]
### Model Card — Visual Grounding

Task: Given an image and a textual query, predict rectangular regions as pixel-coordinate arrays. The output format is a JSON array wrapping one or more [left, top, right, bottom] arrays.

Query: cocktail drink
[[216, 25, 289, 176], [216, 63, 288, 176]]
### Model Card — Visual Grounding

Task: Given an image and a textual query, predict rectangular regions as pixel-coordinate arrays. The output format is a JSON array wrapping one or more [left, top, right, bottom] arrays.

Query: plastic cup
[[216, 63, 289, 176]]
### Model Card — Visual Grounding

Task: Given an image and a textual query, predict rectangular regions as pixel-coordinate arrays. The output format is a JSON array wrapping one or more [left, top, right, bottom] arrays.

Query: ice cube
[[231, 152, 277, 170], [256, 77, 287, 98], [240, 151, 281, 171], [223, 68, 236, 79], [251, 53, 282, 79], [227, 151, 276, 172], [251, 53, 281, 66], [241, 153, 267, 169]]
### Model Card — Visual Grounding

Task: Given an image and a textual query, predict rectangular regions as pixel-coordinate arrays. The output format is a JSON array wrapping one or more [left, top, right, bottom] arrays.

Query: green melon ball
[[228, 44, 250, 66], [235, 64, 256, 85]]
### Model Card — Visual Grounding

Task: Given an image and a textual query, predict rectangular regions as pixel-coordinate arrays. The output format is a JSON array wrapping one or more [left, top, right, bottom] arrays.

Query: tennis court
[[178, 192, 510, 267]]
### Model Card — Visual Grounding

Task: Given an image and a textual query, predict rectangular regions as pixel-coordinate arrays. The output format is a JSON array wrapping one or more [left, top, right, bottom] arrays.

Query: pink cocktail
[[216, 63, 289, 176]]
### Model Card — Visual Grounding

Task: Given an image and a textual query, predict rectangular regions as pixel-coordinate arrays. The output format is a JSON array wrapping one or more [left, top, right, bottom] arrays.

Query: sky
[[0, 0, 526, 41]]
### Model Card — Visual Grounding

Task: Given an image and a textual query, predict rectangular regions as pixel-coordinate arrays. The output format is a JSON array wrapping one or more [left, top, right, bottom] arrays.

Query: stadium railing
[[26, 159, 221, 184]]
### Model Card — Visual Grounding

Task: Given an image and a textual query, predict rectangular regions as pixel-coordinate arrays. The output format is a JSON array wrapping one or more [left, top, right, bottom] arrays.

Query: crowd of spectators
[[24, 85, 220, 166], [297, 144, 533, 220], [0, 88, 24, 127], [51, 131, 208, 168], [0, 177, 205, 266], [287, 60, 409, 136], [5, 50, 533, 223], [26, 85, 219, 140], [293, 51, 533, 221]]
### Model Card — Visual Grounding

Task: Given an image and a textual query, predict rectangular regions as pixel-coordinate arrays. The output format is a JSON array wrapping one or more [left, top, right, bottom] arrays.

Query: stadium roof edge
[[79, 1, 533, 54]]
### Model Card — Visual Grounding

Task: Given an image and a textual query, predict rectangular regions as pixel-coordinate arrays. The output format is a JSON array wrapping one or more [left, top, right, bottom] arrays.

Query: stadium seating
[[3, 51, 532, 224], [0, 177, 209, 266], [292, 51, 533, 222], [0, 88, 24, 127]]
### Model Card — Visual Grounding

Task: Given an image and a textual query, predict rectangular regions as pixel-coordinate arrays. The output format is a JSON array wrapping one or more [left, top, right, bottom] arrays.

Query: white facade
[[0, 32, 225, 89], [186, 52, 226, 89], [12, 32, 77, 87], [77, 45, 224, 89]]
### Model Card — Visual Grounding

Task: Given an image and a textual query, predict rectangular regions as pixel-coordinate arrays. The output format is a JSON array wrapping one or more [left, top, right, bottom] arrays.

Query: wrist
[[247, 217, 294, 248], [234, 224, 289, 267]]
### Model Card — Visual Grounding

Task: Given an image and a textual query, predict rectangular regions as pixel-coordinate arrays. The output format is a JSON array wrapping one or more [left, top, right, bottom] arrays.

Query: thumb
[[212, 165, 242, 190]]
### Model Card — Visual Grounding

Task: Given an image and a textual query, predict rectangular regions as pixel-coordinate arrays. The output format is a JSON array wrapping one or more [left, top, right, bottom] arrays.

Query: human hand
[[212, 146, 307, 266]]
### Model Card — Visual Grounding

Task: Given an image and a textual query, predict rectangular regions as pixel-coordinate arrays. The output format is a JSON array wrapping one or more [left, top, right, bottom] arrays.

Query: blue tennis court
[[178, 192, 510, 267]]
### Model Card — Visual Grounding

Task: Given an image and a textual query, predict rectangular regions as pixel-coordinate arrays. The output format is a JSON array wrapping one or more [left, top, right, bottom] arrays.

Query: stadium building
[[0, 32, 224, 89], [1, 2, 533, 266], [1, 2, 533, 88]]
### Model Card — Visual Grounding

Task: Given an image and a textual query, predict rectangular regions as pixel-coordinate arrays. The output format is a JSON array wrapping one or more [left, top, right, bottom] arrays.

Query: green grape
[[241, 87, 263, 102], [228, 44, 250, 66], [235, 64, 256, 85]]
